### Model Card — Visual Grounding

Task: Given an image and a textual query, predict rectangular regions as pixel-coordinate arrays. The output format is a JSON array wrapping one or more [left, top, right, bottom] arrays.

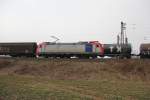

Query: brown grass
[[0, 58, 150, 81]]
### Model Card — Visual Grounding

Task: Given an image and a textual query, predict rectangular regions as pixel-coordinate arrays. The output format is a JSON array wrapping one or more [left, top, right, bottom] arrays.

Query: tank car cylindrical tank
[[103, 44, 132, 58], [140, 43, 150, 58]]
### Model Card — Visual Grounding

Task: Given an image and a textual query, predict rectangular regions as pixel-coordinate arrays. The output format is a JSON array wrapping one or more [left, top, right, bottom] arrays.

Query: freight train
[[0, 41, 149, 58]]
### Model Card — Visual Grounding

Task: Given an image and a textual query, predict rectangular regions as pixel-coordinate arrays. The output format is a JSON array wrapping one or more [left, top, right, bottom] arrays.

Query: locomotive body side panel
[[38, 41, 103, 58], [44, 44, 86, 54]]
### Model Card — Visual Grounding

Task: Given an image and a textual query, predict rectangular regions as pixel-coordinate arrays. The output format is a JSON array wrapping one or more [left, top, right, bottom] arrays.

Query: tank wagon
[[103, 44, 132, 58], [0, 42, 37, 57], [37, 41, 104, 58], [140, 43, 150, 58]]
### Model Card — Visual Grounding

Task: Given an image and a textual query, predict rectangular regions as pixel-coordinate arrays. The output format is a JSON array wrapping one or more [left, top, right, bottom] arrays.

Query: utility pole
[[120, 21, 128, 58], [120, 21, 128, 49], [121, 21, 126, 45]]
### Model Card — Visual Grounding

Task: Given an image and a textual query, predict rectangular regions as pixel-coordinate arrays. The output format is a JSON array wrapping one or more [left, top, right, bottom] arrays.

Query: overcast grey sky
[[0, 0, 150, 52]]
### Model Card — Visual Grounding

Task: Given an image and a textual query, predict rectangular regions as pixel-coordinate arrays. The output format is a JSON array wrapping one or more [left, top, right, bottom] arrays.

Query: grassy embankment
[[0, 58, 150, 100]]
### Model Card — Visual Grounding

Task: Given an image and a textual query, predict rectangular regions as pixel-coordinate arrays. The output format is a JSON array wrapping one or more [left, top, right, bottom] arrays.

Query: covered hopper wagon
[[0, 42, 37, 57], [140, 43, 150, 58]]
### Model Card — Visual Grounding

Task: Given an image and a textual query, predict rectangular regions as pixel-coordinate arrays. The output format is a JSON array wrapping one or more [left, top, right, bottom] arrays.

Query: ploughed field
[[0, 58, 150, 100]]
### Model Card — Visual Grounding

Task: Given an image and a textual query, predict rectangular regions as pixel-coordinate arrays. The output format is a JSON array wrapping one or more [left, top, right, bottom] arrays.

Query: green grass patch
[[0, 75, 150, 100], [0, 75, 93, 100]]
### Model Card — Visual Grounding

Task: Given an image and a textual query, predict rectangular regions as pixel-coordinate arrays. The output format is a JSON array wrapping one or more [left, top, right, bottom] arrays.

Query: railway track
[[0, 56, 141, 64]]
